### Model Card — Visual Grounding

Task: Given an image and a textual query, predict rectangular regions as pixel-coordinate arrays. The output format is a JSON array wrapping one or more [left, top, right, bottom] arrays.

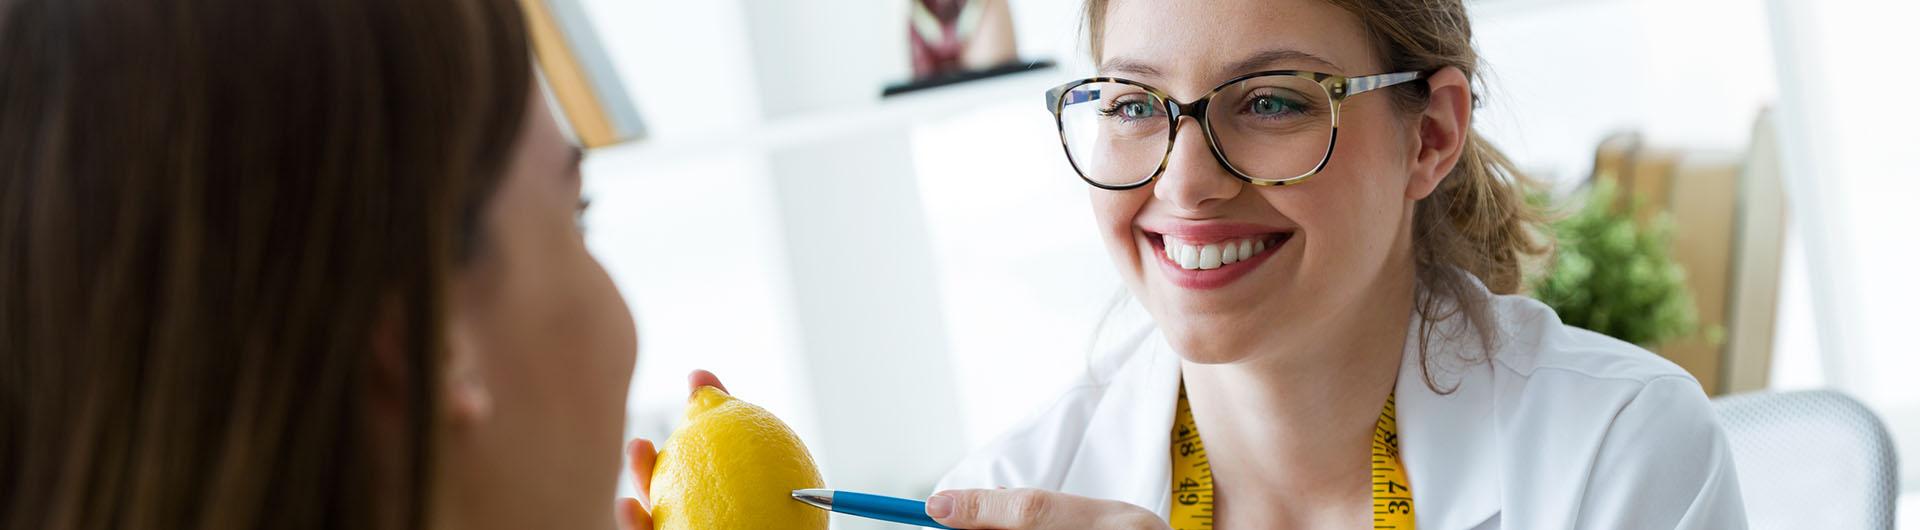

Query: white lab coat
[[935, 281, 1748, 529]]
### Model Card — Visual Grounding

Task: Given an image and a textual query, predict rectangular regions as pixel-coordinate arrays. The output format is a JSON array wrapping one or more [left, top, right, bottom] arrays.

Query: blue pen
[[791, 489, 953, 529]]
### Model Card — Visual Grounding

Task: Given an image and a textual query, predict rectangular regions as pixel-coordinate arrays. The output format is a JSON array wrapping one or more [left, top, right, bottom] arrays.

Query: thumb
[[687, 369, 727, 395]]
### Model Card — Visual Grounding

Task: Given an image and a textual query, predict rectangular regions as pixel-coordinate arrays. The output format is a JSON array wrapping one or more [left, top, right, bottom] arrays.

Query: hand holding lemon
[[617, 371, 828, 530]]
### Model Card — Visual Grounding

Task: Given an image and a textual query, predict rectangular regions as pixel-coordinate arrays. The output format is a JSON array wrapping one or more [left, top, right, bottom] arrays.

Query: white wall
[[1470, 0, 1778, 183]]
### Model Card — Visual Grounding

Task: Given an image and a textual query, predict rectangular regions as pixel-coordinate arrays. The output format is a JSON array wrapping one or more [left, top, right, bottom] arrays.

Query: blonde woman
[[924, 0, 1746, 529]]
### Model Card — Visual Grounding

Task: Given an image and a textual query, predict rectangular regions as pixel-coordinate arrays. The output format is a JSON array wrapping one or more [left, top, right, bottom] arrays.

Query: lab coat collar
[[1395, 308, 1503, 530], [1058, 334, 1185, 515]]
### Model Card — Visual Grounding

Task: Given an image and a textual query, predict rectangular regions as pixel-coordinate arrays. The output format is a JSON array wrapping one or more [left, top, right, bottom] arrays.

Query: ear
[[370, 297, 493, 427], [1406, 66, 1473, 201], [441, 311, 493, 428]]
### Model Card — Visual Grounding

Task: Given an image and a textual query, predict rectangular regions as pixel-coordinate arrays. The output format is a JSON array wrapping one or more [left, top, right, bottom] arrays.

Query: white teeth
[[1198, 244, 1222, 269], [1162, 235, 1279, 271]]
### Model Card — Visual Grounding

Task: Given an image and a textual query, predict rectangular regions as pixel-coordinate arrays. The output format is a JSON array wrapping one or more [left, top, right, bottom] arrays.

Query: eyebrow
[[1098, 48, 1344, 81], [1099, 57, 1165, 78], [1221, 48, 1342, 77]]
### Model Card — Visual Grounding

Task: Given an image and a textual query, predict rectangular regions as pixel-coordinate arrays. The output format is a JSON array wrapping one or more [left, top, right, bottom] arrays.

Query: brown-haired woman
[[925, 0, 1747, 529], [0, 0, 701, 528]]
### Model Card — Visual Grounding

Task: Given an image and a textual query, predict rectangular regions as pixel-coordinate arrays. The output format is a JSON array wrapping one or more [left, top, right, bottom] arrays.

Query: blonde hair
[[1083, 0, 1551, 386]]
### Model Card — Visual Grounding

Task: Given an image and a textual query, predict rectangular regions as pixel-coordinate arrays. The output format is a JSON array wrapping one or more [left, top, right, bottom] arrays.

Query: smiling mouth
[[1148, 232, 1292, 271]]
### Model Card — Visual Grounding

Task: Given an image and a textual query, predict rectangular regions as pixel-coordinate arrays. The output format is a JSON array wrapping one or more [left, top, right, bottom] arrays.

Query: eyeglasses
[[1043, 70, 1428, 190]]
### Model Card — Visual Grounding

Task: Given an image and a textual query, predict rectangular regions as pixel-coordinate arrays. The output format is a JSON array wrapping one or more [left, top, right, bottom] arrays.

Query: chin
[[1153, 313, 1265, 366]]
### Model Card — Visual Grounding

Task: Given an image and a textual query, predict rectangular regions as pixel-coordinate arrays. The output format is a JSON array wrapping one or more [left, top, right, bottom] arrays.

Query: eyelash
[[1097, 99, 1157, 121]]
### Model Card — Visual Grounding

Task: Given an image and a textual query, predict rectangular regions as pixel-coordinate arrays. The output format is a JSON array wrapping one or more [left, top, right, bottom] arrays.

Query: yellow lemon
[[649, 387, 827, 530]]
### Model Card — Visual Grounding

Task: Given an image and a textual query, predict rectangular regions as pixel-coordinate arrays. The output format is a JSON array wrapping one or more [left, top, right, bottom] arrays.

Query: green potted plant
[[1531, 180, 1698, 347]]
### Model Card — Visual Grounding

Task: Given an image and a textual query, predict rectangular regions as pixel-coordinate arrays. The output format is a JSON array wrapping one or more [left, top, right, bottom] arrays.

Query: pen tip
[[790, 489, 834, 510]]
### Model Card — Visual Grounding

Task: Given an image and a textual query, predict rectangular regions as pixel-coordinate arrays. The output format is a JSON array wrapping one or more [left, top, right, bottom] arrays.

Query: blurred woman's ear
[[440, 315, 495, 428], [366, 299, 490, 424]]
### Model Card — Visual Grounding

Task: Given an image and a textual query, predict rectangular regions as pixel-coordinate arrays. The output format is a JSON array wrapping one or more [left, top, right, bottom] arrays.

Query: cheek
[[579, 256, 637, 394], [488, 216, 635, 435], [1336, 110, 1418, 198], [1088, 187, 1152, 258], [1275, 129, 1413, 269], [548, 243, 637, 411]]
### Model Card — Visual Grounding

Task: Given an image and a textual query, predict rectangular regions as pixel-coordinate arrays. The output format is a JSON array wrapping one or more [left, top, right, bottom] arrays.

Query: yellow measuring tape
[[1169, 385, 1416, 529]]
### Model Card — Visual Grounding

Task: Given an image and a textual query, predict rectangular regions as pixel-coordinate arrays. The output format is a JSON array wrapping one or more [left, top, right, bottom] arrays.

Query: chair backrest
[[1713, 390, 1898, 530]]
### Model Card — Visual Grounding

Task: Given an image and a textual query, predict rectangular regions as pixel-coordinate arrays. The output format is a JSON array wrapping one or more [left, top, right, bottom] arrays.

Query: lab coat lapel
[[1059, 333, 1185, 516], [1395, 312, 1503, 530]]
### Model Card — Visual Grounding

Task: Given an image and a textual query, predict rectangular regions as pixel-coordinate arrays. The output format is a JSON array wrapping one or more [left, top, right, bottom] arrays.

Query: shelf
[[589, 65, 1061, 170]]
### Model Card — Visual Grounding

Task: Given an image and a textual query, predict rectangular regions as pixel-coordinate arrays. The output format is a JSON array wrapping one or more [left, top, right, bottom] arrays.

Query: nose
[[1153, 115, 1243, 212]]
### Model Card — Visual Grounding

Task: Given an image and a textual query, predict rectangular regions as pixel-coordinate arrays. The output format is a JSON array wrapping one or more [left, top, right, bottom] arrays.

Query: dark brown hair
[[0, 0, 531, 527], [1083, 0, 1551, 380]]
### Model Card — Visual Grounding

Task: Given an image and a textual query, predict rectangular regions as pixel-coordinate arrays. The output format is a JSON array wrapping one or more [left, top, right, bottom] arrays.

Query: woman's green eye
[[1097, 97, 1160, 122], [1251, 96, 1296, 116]]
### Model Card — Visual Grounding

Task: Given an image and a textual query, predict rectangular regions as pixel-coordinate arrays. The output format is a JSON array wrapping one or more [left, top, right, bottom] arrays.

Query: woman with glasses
[[922, 0, 1747, 529]]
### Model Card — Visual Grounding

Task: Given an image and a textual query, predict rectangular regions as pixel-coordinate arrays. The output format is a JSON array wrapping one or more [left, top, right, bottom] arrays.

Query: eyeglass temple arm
[[1045, 85, 1101, 112], [1345, 71, 1427, 96]]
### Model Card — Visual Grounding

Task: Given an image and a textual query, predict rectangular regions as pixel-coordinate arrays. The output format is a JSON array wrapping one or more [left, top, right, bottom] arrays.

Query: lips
[[1141, 223, 1293, 290]]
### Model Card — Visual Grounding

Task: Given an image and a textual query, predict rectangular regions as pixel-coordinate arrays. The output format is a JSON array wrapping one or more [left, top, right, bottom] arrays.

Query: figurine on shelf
[[909, 0, 1015, 79], [889, 0, 1042, 96]]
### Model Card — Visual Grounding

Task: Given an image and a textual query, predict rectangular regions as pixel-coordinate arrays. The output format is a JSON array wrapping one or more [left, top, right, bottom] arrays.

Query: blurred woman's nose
[[1152, 116, 1242, 212]]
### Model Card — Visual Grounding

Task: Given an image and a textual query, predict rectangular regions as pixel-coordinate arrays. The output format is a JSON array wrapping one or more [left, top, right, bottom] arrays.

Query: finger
[[627, 438, 657, 509], [616, 497, 651, 530], [687, 369, 727, 395], [927, 488, 1061, 529]]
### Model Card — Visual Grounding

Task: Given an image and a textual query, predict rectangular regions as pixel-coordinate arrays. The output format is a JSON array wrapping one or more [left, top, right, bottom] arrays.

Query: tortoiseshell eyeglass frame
[[1043, 70, 1429, 191]]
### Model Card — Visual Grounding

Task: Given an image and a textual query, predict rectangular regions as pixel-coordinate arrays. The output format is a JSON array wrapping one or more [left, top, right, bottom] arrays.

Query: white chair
[[1713, 390, 1898, 529]]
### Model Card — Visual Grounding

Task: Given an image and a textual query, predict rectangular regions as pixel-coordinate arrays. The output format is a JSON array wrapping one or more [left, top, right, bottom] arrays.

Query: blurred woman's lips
[[1139, 221, 1293, 290]]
